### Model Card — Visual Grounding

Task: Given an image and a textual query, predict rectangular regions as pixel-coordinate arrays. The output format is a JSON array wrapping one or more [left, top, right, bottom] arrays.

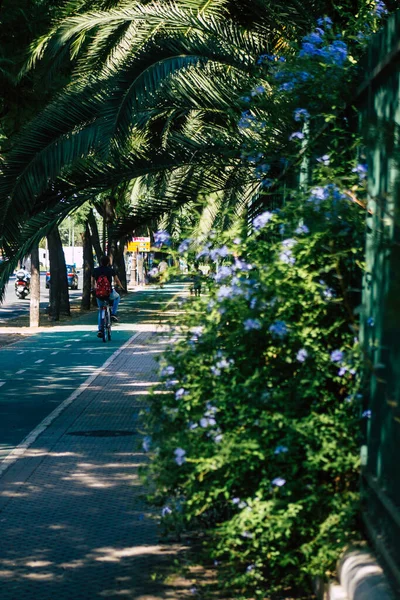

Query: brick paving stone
[[0, 321, 193, 599]]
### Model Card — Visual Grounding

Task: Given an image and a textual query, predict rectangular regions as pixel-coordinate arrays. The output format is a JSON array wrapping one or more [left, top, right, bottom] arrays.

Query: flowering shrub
[[140, 7, 392, 597], [142, 187, 366, 597]]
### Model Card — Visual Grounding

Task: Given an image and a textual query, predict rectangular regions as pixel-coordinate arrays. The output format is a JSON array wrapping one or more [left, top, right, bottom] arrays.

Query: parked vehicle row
[[45, 265, 79, 290]]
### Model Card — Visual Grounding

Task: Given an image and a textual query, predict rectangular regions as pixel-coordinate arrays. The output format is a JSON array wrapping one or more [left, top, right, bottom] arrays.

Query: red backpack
[[96, 274, 112, 299]]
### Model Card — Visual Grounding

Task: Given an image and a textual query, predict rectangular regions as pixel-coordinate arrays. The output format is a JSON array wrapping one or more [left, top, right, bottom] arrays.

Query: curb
[[315, 549, 395, 600]]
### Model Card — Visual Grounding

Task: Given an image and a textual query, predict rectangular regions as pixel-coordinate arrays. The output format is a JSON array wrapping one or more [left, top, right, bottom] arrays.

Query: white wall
[[38, 247, 83, 270]]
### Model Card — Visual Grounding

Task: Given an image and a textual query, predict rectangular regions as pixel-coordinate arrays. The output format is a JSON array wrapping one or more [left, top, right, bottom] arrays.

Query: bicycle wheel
[[102, 308, 108, 343], [107, 309, 112, 341]]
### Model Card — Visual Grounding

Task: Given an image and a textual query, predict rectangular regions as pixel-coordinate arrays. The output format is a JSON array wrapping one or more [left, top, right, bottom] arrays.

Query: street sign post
[[127, 237, 151, 253]]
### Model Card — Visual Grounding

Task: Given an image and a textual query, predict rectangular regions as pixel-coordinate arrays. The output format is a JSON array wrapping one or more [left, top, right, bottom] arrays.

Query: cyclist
[[92, 255, 123, 338]]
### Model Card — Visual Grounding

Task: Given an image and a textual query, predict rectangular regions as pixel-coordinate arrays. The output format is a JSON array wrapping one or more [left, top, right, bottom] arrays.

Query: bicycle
[[99, 298, 112, 343]]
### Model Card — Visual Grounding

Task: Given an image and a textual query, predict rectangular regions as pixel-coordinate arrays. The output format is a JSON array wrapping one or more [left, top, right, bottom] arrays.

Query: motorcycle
[[14, 270, 30, 299]]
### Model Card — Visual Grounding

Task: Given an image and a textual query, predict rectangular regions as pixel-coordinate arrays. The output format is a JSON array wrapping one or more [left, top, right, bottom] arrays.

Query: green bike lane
[[0, 283, 184, 461]]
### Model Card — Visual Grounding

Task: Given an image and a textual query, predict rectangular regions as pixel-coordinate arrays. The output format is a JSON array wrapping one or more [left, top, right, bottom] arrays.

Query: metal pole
[[72, 221, 75, 265]]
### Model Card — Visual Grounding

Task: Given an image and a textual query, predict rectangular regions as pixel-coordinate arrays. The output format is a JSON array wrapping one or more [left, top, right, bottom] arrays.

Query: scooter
[[14, 272, 30, 299]]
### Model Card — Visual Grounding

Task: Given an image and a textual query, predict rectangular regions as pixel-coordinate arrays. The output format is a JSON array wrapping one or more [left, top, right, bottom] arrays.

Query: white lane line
[[16, 370, 26, 375], [83, 334, 90, 337], [35, 359, 44, 364], [51, 351, 59, 355], [0, 331, 141, 478], [0, 382, 5, 387], [65, 344, 71, 348]]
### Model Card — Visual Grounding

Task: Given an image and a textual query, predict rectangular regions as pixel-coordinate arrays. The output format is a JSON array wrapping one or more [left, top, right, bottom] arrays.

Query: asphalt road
[[0, 273, 82, 323], [0, 284, 182, 462]]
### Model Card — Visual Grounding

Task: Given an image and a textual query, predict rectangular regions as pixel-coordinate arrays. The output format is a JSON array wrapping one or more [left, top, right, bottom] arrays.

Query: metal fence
[[357, 9, 400, 591]]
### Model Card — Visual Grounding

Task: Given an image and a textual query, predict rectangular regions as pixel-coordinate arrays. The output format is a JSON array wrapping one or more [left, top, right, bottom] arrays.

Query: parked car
[[46, 265, 79, 290]]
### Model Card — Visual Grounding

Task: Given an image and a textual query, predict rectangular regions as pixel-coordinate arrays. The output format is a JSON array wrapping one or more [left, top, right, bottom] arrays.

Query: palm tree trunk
[[87, 209, 103, 263], [47, 228, 61, 321], [47, 226, 70, 320], [81, 221, 94, 310], [30, 245, 40, 327], [58, 231, 70, 316], [113, 242, 127, 292]]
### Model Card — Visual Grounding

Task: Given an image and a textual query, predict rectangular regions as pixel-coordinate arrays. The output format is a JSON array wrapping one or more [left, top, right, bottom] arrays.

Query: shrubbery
[[142, 187, 366, 598]]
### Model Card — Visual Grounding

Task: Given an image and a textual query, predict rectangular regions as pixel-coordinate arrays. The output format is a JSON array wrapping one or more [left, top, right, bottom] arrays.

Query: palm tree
[[0, 0, 358, 289]]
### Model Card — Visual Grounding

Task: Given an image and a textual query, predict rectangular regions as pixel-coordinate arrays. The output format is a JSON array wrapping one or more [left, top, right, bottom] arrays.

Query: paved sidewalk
[[0, 287, 192, 599]]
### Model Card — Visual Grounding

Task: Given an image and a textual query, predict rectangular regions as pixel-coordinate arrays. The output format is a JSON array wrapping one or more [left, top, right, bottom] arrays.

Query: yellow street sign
[[127, 237, 151, 252]]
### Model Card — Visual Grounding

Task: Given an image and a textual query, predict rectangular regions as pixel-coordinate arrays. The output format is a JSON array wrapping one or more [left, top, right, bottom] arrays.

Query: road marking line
[[0, 382, 5, 387], [51, 351, 59, 355], [0, 331, 142, 478], [16, 370, 26, 375], [65, 344, 71, 348], [35, 359, 44, 364]]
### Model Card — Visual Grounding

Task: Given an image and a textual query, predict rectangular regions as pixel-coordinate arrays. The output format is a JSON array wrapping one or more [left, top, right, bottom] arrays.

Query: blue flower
[[299, 42, 322, 58], [317, 16, 333, 29], [251, 85, 265, 96], [161, 506, 172, 517], [271, 477, 286, 487], [362, 410, 372, 419], [303, 32, 324, 45], [233, 258, 253, 271], [238, 110, 257, 130], [279, 250, 295, 265], [257, 53, 276, 64], [323, 287, 335, 300], [352, 163, 368, 181], [289, 131, 305, 141], [142, 436, 152, 452], [253, 210, 273, 231], [282, 238, 297, 248], [244, 318, 262, 331], [246, 564, 255, 573], [210, 245, 230, 261], [295, 224, 309, 235], [321, 40, 348, 66], [374, 1, 388, 18], [294, 108, 310, 122], [367, 317, 375, 327], [154, 230, 171, 246], [178, 238, 192, 253], [330, 350, 344, 363], [279, 81, 295, 92], [174, 447, 186, 466], [274, 445, 289, 454], [175, 388, 187, 399], [161, 365, 175, 376], [217, 285, 233, 300], [215, 265, 233, 282], [309, 186, 326, 200], [317, 154, 330, 166], [296, 348, 308, 362], [298, 71, 311, 81], [269, 321, 288, 338], [255, 163, 270, 174]]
